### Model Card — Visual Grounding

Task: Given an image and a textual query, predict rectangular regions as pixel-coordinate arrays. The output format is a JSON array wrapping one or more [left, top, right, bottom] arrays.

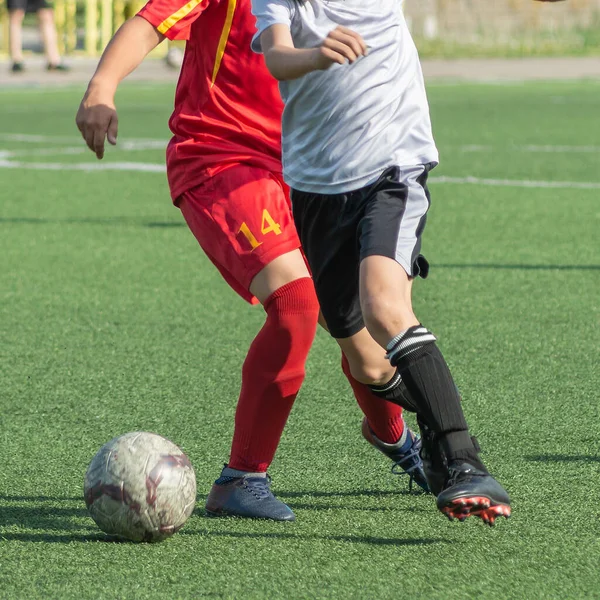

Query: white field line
[[0, 133, 83, 143], [459, 144, 600, 153], [2, 133, 597, 156], [0, 133, 167, 145], [0, 147, 86, 159], [2, 134, 598, 154], [0, 140, 167, 159], [433, 176, 600, 190], [0, 159, 166, 172], [1, 159, 599, 189]]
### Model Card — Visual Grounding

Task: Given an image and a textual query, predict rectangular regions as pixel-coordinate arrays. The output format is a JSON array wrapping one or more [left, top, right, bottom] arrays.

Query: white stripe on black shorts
[[291, 164, 434, 339]]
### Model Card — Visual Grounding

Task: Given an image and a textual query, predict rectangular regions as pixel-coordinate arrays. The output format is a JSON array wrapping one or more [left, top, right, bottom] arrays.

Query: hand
[[75, 82, 119, 159], [313, 26, 368, 70]]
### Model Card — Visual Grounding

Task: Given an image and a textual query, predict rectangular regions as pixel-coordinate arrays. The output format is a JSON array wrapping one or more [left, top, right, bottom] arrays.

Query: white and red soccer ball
[[84, 431, 196, 542]]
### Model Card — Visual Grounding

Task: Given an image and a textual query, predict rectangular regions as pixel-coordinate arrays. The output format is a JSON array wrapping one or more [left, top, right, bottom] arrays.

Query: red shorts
[[177, 165, 301, 304]]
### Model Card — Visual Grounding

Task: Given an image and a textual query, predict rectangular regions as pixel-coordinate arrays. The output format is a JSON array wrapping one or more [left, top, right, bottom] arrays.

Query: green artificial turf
[[1, 80, 599, 599]]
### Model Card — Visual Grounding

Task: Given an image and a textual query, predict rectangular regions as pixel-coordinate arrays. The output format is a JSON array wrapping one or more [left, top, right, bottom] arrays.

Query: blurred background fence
[[407, 0, 600, 57], [0, 0, 169, 57], [0, 0, 599, 58]]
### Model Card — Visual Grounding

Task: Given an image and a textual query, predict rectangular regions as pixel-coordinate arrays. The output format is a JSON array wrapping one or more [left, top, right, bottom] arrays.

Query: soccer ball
[[84, 431, 197, 542]]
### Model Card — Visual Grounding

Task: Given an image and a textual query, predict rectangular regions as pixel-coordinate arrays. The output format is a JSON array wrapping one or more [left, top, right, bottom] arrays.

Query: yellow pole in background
[[113, 0, 127, 31], [101, 0, 113, 51], [65, 0, 77, 54], [0, 3, 9, 55], [53, 0, 66, 55], [85, 0, 99, 56]]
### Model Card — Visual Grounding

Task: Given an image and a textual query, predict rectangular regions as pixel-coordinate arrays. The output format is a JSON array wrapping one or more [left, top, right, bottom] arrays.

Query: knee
[[265, 277, 320, 342], [9, 10, 25, 24], [361, 293, 415, 339], [342, 353, 393, 386], [38, 8, 54, 23], [361, 294, 394, 332], [350, 361, 393, 386]]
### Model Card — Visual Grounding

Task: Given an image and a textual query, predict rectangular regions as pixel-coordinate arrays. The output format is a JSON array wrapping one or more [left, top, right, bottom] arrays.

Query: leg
[[338, 330, 402, 442], [8, 9, 25, 66], [178, 166, 319, 520], [359, 165, 510, 523], [227, 250, 316, 475], [337, 328, 403, 443], [37, 8, 62, 67], [335, 329, 428, 492], [290, 182, 428, 492], [360, 254, 473, 447]]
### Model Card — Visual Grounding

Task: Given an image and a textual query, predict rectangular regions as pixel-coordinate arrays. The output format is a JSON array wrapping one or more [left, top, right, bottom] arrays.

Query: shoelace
[[242, 476, 273, 500], [390, 438, 423, 491], [446, 464, 485, 487]]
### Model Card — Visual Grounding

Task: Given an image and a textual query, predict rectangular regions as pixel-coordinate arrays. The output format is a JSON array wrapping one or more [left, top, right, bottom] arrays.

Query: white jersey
[[251, 0, 439, 194]]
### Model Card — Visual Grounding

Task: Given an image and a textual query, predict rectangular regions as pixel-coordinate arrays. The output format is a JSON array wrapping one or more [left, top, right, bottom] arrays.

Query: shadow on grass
[[181, 529, 444, 547], [0, 531, 120, 543], [0, 494, 440, 546], [282, 501, 420, 513], [277, 489, 420, 499], [525, 454, 600, 463], [0, 216, 185, 228], [0, 503, 88, 532], [0, 528, 444, 546], [278, 488, 430, 512], [0, 494, 82, 502], [0, 499, 111, 543]]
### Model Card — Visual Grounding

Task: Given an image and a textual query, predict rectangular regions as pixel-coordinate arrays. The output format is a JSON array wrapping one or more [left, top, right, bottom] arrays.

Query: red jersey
[[137, 0, 284, 201]]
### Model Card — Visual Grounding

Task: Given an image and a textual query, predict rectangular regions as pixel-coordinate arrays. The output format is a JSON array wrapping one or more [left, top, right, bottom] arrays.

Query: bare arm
[[75, 16, 165, 159], [260, 24, 367, 82]]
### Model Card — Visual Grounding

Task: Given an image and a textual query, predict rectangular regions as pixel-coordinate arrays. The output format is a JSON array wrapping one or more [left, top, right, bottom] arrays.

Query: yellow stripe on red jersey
[[138, 0, 210, 40], [137, 0, 284, 202]]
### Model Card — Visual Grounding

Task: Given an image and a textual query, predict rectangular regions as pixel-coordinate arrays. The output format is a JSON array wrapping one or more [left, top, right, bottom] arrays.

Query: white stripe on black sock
[[386, 326, 437, 364]]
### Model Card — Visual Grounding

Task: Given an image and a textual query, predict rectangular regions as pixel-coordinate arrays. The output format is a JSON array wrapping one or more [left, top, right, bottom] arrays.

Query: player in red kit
[[75, 0, 427, 521]]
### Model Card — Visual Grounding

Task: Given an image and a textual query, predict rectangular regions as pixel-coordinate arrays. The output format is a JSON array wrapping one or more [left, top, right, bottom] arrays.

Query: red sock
[[228, 277, 319, 472], [341, 354, 404, 444]]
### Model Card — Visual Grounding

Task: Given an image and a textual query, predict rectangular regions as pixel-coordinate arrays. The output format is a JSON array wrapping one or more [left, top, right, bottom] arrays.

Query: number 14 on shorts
[[238, 209, 282, 250]]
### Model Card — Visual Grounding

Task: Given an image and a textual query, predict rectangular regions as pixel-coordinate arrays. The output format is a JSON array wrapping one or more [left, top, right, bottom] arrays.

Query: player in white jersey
[[252, 0, 511, 525]]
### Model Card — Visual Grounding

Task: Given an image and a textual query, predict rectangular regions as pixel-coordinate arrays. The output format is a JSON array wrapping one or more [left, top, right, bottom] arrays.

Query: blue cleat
[[361, 418, 430, 493], [205, 468, 295, 521]]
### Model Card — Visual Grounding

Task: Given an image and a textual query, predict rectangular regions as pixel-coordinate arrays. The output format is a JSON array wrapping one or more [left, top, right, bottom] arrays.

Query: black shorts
[[6, 0, 51, 12], [291, 164, 434, 339]]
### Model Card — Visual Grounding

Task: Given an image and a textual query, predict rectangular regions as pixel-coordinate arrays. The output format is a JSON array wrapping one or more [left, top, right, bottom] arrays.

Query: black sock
[[368, 370, 418, 412], [386, 325, 486, 471]]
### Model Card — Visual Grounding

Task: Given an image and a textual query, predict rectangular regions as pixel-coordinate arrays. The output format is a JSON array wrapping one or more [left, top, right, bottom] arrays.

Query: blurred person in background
[[6, 0, 69, 73]]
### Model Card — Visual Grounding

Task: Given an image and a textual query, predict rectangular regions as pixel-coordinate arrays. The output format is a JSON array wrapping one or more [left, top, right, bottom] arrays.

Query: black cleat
[[436, 462, 511, 526], [11, 62, 25, 73], [417, 419, 447, 497]]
